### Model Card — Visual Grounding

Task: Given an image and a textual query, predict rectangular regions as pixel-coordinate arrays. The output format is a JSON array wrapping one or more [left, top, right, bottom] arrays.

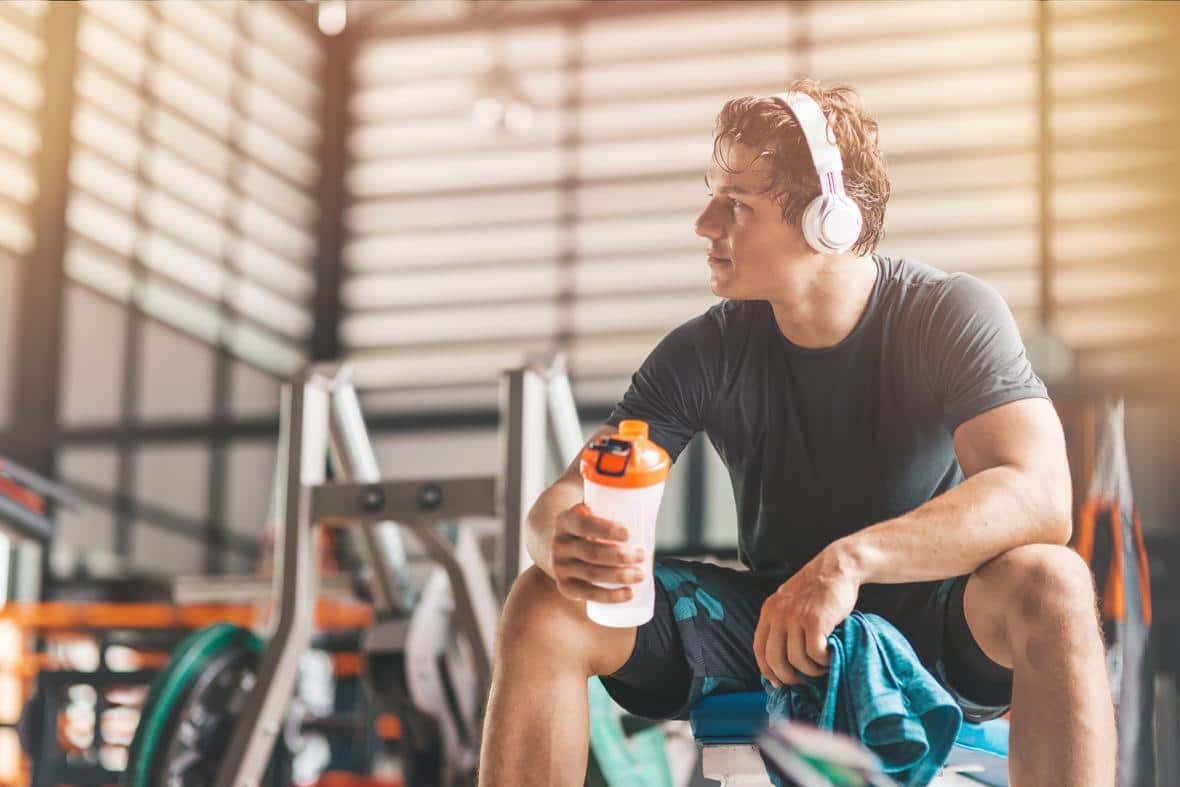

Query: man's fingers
[[805, 625, 831, 668], [555, 557, 644, 586], [764, 626, 801, 687], [556, 576, 634, 605], [557, 533, 645, 566], [787, 624, 827, 678], [752, 617, 771, 684], [559, 504, 630, 542]]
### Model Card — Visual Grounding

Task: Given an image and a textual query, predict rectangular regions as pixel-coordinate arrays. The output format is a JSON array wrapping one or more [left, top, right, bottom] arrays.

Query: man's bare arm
[[524, 425, 611, 577], [755, 397, 1072, 686], [833, 397, 1073, 585]]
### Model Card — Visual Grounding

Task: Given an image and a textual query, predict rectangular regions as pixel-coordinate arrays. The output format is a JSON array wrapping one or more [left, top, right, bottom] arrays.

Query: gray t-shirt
[[607, 255, 1047, 618]]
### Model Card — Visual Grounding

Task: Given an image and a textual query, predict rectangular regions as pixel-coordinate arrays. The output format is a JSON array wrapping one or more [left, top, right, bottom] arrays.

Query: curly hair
[[712, 78, 890, 255]]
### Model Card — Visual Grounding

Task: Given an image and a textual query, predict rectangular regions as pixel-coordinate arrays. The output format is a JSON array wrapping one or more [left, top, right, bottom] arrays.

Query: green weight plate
[[123, 623, 262, 787]]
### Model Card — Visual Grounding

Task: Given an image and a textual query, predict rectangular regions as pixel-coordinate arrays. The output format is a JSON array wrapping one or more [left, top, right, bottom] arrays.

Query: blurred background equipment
[[0, 457, 80, 545], [0, 1, 1177, 785], [1071, 400, 1155, 787]]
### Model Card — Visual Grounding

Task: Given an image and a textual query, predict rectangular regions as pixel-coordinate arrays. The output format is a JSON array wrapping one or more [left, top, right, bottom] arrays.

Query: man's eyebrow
[[704, 174, 756, 196]]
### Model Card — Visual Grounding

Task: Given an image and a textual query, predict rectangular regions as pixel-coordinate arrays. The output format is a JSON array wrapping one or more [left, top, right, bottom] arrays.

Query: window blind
[[1047, 0, 1178, 386], [347, 0, 1176, 405], [0, 0, 45, 262], [0, 0, 46, 427], [63, 0, 321, 378]]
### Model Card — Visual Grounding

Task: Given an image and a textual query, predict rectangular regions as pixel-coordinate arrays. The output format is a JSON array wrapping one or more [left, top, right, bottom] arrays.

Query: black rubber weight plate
[[123, 623, 263, 787]]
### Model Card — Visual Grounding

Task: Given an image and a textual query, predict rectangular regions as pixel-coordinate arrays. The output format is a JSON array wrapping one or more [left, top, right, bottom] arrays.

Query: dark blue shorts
[[599, 558, 1012, 724]]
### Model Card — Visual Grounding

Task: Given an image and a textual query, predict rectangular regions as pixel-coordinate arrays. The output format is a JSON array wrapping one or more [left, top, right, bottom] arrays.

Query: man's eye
[[731, 199, 746, 210]]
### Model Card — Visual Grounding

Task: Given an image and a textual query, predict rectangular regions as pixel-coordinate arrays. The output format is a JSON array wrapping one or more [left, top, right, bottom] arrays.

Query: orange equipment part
[[1103, 501, 1127, 623], [315, 773, 402, 787], [0, 600, 373, 631], [1131, 509, 1152, 626], [0, 474, 44, 514], [375, 713, 402, 740], [331, 652, 364, 678], [1073, 498, 1100, 565], [1071, 497, 1152, 626]]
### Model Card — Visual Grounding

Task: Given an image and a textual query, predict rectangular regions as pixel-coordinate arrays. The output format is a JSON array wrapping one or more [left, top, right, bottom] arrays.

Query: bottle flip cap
[[581, 420, 671, 488]]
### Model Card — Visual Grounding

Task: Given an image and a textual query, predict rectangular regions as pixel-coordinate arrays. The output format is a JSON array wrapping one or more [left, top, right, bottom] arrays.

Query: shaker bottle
[[580, 419, 671, 627]]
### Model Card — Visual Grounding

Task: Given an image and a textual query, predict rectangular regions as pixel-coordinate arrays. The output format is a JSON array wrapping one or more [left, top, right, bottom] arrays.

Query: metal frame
[[9, 2, 79, 478], [214, 358, 577, 787], [3, 1, 331, 585], [311, 28, 353, 364], [1035, 0, 1054, 335]]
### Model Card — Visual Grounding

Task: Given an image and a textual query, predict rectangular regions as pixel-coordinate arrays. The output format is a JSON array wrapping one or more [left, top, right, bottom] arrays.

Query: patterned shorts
[[599, 558, 1013, 724]]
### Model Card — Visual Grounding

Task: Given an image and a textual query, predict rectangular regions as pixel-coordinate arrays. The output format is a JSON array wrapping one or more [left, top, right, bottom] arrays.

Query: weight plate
[[123, 623, 262, 787]]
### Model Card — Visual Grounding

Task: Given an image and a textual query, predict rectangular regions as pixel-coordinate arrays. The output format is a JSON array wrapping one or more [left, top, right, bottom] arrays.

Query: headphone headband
[[770, 90, 863, 254], [772, 91, 844, 184]]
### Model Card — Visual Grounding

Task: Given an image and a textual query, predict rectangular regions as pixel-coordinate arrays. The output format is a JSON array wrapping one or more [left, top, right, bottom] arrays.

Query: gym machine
[[125, 356, 675, 787], [0, 455, 81, 545]]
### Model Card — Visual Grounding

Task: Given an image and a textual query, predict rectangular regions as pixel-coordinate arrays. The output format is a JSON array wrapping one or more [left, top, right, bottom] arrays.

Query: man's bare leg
[[478, 566, 637, 787], [964, 543, 1116, 787]]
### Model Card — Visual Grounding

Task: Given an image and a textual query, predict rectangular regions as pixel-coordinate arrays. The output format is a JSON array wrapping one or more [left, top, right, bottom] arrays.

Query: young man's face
[[695, 139, 811, 299]]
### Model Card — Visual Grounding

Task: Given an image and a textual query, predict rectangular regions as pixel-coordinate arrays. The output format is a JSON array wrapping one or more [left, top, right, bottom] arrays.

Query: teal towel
[[762, 611, 962, 787]]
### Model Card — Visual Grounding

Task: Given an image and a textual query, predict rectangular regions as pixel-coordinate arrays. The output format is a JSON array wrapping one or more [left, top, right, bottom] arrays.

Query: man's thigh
[[600, 560, 1013, 723], [863, 576, 1014, 723], [599, 558, 784, 720]]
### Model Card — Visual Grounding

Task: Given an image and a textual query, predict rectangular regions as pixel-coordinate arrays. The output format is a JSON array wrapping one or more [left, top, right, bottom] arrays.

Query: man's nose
[[694, 202, 724, 239]]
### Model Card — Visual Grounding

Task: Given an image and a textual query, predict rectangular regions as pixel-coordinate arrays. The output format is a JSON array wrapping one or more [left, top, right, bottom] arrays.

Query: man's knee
[[498, 565, 577, 654], [972, 543, 1099, 663], [985, 543, 1095, 622], [496, 565, 636, 676]]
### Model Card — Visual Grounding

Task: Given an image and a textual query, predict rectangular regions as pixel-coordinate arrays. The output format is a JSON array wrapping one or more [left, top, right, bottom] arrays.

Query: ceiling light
[[318, 0, 347, 36]]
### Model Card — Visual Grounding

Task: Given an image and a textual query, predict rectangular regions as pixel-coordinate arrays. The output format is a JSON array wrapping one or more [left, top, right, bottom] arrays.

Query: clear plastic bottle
[[580, 420, 670, 628]]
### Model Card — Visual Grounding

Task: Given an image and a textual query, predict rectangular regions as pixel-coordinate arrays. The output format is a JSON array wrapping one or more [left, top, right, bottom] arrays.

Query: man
[[479, 79, 1115, 787]]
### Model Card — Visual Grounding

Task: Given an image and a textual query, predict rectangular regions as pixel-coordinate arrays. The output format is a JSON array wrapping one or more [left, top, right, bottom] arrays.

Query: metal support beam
[[1035, 1, 1054, 331], [0, 403, 617, 447], [215, 376, 327, 787], [311, 30, 353, 363], [327, 369, 420, 615], [499, 367, 547, 594], [311, 477, 497, 528], [10, 2, 79, 475]]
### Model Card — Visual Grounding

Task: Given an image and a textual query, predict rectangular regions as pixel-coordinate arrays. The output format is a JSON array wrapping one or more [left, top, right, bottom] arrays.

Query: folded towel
[[762, 611, 962, 787]]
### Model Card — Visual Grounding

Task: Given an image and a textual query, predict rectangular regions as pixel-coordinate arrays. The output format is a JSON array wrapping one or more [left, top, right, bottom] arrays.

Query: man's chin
[[709, 277, 738, 299]]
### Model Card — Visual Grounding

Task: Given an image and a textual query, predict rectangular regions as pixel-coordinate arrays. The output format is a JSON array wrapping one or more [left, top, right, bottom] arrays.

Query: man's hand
[[551, 503, 647, 604], [753, 543, 862, 687]]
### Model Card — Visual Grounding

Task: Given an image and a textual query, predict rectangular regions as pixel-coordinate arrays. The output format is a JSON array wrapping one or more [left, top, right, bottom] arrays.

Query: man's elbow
[[1036, 469, 1073, 546], [1043, 505, 1072, 546]]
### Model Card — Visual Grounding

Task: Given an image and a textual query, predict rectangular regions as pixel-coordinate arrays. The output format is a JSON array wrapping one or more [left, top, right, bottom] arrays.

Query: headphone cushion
[[800, 196, 828, 253], [819, 196, 863, 252]]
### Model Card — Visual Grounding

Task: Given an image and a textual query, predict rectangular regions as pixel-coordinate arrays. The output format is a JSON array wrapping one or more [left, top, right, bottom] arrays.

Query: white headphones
[[772, 91, 863, 254]]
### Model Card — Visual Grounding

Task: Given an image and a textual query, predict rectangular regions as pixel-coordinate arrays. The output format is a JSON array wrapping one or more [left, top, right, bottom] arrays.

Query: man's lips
[[708, 254, 732, 264]]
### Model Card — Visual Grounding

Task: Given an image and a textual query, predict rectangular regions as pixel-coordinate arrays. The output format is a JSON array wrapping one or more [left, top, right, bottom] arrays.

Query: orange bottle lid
[[581, 420, 671, 488]]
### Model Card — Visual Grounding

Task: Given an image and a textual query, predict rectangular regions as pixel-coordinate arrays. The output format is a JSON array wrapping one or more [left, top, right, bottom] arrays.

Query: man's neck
[[767, 255, 878, 350]]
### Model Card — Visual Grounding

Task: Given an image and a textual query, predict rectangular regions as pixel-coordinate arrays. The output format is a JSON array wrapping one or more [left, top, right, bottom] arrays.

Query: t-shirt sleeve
[[605, 315, 719, 462], [921, 273, 1049, 432]]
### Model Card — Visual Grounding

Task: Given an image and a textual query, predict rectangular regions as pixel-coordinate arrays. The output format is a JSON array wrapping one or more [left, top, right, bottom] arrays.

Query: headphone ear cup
[[800, 196, 828, 253], [818, 196, 863, 254]]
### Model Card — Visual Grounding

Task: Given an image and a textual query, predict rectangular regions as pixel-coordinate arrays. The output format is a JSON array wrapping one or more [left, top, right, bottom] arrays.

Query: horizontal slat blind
[[64, 0, 321, 377], [346, 0, 1177, 406], [1047, 0, 1179, 385], [0, 0, 45, 262], [346, 23, 570, 397], [0, 0, 46, 429], [814, 1, 1042, 329]]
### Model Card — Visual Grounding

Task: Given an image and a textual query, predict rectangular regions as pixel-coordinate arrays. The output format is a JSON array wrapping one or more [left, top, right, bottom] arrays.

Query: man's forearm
[[524, 478, 583, 578], [834, 464, 1072, 585]]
